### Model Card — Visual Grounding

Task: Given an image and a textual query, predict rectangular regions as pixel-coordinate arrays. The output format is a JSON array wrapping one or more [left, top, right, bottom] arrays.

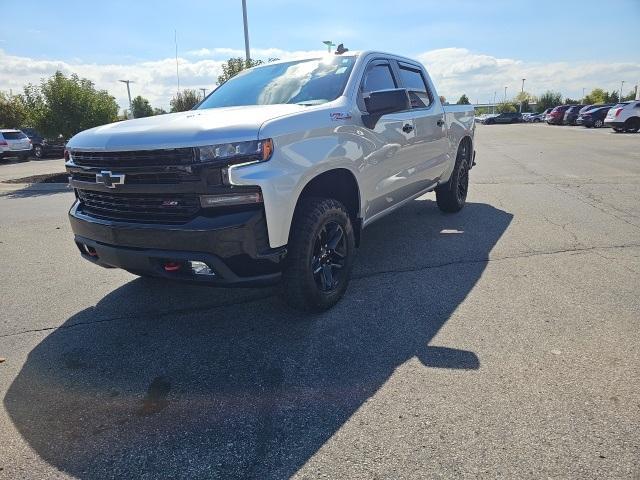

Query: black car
[[577, 105, 612, 128], [562, 105, 587, 125], [483, 112, 522, 124], [21, 128, 66, 159]]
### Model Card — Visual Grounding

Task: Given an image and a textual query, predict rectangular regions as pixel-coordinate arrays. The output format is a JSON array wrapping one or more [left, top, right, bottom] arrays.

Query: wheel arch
[[293, 168, 362, 246]]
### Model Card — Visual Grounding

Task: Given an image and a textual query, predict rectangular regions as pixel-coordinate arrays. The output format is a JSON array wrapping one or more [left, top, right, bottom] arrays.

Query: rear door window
[[2, 131, 27, 140], [398, 64, 431, 108]]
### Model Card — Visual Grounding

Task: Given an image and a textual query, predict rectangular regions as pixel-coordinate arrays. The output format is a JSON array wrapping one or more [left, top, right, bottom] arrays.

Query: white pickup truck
[[65, 51, 475, 310]]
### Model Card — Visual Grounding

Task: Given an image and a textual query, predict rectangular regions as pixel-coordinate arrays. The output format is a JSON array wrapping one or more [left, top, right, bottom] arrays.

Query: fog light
[[189, 261, 215, 276], [200, 192, 262, 208]]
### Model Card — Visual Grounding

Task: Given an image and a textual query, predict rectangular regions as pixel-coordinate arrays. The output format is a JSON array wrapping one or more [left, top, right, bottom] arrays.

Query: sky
[[1, 0, 638, 110]]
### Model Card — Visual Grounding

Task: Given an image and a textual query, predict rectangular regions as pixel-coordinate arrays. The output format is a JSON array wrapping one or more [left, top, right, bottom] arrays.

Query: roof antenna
[[335, 43, 349, 55]]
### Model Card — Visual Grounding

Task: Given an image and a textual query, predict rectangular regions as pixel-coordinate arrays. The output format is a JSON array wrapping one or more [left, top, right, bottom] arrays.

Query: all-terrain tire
[[436, 140, 471, 213], [282, 197, 356, 312]]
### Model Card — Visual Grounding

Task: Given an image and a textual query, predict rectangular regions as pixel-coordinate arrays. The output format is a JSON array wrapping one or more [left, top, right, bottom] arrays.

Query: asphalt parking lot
[[0, 123, 638, 479]]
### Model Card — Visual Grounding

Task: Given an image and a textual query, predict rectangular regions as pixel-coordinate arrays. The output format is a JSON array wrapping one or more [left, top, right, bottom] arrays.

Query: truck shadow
[[5, 199, 512, 479]]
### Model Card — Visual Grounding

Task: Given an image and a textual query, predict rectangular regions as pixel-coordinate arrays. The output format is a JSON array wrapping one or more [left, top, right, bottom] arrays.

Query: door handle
[[402, 123, 414, 133], [436, 118, 445, 127]]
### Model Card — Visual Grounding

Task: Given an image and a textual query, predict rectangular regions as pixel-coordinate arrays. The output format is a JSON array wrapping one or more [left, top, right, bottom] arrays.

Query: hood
[[67, 104, 304, 151]]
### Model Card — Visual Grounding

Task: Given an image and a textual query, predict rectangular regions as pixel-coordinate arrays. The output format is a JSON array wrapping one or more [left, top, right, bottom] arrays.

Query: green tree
[[22, 71, 118, 138], [605, 91, 619, 103], [564, 98, 579, 105], [217, 57, 262, 85], [496, 102, 517, 113], [622, 89, 637, 101], [153, 107, 167, 115], [584, 88, 607, 104], [0, 91, 27, 128], [130, 95, 154, 118], [456, 94, 470, 105], [536, 91, 562, 112], [169, 89, 200, 112]]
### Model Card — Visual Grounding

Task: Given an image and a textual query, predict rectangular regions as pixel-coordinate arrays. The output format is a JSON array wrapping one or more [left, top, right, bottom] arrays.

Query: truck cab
[[65, 51, 475, 311]]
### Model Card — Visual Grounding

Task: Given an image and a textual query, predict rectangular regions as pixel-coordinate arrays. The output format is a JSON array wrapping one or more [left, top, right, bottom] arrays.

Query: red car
[[546, 105, 573, 125]]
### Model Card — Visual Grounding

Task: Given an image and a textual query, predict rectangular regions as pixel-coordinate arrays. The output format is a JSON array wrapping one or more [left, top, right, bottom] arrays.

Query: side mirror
[[362, 88, 410, 129]]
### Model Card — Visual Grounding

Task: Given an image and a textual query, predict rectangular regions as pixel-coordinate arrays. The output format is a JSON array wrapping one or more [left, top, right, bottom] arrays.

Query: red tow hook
[[163, 261, 182, 272]]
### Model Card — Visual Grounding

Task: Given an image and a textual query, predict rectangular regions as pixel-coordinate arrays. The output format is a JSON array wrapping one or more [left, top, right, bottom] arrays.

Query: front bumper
[[69, 202, 286, 286]]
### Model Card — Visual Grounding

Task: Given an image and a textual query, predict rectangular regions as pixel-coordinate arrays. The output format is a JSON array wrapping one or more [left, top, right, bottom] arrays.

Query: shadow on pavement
[[5, 199, 512, 479]]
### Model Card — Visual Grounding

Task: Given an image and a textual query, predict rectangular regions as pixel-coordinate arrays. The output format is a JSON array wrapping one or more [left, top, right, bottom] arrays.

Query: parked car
[[576, 106, 612, 128], [521, 113, 535, 122], [605, 101, 640, 133], [529, 108, 551, 123], [483, 112, 522, 124], [563, 105, 587, 125], [21, 128, 66, 159], [0, 129, 32, 160], [64, 51, 476, 311], [475, 113, 497, 124], [546, 105, 573, 125]]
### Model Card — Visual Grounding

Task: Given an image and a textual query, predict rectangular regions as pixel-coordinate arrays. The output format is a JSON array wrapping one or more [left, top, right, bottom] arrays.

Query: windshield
[[198, 56, 356, 109]]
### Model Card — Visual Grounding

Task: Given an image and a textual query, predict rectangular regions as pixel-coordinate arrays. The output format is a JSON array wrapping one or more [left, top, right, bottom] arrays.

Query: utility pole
[[119, 80, 134, 118], [582, 87, 586, 102], [504, 86, 507, 103], [519, 78, 526, 112], [175, 30, 180, 93], [620, 80, 625, 101], [200, 88, 207, 99], [493, 91, 496, 114], [635, 81, 640, 101], [242, 0, 251, 64]]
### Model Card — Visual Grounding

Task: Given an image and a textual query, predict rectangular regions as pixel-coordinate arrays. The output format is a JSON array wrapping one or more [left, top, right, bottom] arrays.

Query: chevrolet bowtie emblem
[[96, 171, 125, 188]]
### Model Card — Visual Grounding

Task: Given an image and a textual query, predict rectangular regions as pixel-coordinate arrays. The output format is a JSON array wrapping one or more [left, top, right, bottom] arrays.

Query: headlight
[[197, 138, 273, 165]]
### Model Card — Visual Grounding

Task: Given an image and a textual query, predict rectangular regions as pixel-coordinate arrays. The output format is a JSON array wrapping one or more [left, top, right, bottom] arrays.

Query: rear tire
[[282, 197, 356, 312], [436, 140, 471, 213], [624, 118, 640, 133], [613, 128, 624, 133]]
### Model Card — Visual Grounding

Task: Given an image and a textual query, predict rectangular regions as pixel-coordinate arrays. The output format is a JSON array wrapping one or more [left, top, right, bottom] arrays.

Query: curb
[[0, 182, 71, 193]]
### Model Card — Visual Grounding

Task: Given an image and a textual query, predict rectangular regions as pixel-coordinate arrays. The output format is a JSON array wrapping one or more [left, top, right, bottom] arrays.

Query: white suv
[[0, 129, 32, 160], [604, 101, 640, 133]]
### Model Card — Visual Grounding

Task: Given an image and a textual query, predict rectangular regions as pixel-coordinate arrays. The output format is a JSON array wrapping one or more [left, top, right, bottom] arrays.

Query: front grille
[[71, 148, 196, 167], [77, 189, 200, 223], [71, 171, 199, 185]]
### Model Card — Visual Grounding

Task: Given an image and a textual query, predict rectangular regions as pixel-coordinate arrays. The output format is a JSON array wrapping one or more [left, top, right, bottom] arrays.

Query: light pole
[[620, 80, 625, 101], [200, 88, 207, 99], [504, 86, 507, 103], [241, 0, 251, 64], [322, 40, 335, 53], [493, 91, 496, 114], [582, 87, 586, 102], [519, 78, 525, 112], [119, 80, 134, 118]]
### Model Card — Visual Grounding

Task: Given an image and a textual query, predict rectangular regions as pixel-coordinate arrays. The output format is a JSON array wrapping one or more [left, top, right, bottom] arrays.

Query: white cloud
[[418, 48, 639, 104], [1, 47, 638, 112]]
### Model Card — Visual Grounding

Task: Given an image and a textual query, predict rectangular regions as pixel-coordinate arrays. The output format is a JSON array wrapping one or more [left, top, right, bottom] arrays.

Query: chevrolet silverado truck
[[65, 51, 475, 311]]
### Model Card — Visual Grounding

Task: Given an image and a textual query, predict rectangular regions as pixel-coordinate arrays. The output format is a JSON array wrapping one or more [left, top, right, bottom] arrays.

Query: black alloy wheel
[[311, 221, 347, 292]]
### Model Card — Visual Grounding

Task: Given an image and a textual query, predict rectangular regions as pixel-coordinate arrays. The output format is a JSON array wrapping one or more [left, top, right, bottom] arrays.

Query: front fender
[[228, 127, 363, 248]]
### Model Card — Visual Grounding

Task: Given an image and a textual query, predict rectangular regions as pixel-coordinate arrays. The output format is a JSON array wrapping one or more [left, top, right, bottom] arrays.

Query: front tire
[[282, 198, 356, 311], [436, 141, 471, 213]]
